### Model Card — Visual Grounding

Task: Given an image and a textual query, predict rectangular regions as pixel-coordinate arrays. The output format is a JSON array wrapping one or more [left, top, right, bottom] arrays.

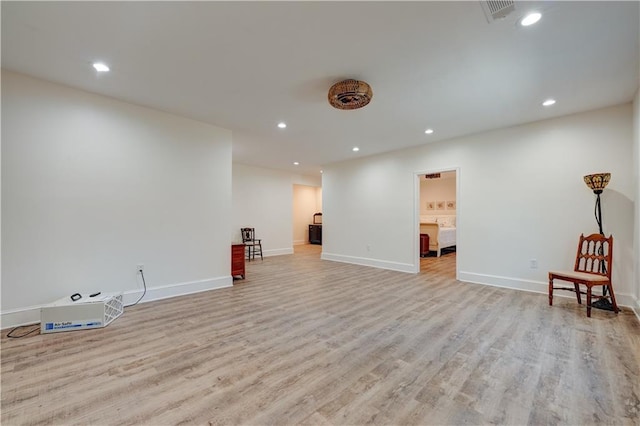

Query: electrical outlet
[[137, 264, 144, 273], [529, 259, 538, 269]]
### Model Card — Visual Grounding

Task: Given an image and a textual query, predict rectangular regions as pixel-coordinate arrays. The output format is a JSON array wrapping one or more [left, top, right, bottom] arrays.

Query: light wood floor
[[2, 245, 639, 425]]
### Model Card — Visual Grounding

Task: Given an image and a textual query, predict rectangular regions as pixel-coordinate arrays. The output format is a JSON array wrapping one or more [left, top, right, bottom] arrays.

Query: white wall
[[1, 71, 233, 327], [633, 90, 640, 316], [316, 187, 323, 213], [293, 185, 322, 245], [323, 104, 636, 306], [232, 163, 320, 255], [420, 174, 456, 216]]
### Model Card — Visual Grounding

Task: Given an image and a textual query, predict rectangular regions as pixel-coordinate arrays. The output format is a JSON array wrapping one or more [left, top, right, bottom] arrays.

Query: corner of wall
[[633, 89, 640, 310], [633, 297, 640, 323]]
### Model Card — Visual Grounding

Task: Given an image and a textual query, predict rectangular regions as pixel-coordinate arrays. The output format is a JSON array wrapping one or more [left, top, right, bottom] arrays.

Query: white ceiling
[[2, 1, 638, 176]]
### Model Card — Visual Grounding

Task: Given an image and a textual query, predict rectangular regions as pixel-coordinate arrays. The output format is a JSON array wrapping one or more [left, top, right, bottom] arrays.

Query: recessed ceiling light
[[277, 122, 287, 129], [293, 161, 299, 165], [320, 170, 323, 174], [520, 12, 542, 27], [92, 62, 110, 72], [425, 129, 434, 135], [542, 99, 556, 107], [352, 147, 360, 152]]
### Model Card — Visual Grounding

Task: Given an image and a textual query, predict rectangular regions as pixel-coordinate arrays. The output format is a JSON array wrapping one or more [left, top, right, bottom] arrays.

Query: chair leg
[[258, 242, 263, 260], [574, 283, 582, 304], [586, 286, 592, 317], [607, 284, 619, 314], [548, 278, 553, 306]]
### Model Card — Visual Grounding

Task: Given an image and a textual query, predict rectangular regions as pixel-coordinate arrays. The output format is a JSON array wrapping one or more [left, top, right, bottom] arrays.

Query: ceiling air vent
[[480, 0, 516, 22]]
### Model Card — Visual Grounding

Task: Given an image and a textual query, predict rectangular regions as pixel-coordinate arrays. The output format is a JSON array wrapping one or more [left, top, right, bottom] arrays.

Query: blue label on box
[[45, 321, 102, 330]]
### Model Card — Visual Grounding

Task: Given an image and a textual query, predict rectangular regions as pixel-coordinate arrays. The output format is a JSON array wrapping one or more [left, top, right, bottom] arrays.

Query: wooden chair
[[241, 228, 263, 261], [548, 233, 618, 317]]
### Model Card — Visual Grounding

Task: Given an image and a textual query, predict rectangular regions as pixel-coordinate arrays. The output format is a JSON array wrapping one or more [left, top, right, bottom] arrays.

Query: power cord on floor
[[126, 268, 147, 308], [7, 324, 40, 338]]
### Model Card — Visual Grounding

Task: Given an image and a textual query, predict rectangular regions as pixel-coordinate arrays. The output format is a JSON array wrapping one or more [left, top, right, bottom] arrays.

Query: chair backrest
[[241, 228, 255, 243], [573, 233, 613, 279]]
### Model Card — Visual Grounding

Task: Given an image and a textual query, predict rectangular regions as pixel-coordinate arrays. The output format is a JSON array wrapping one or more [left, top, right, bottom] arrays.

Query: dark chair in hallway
[[241, 228, 263, 261]]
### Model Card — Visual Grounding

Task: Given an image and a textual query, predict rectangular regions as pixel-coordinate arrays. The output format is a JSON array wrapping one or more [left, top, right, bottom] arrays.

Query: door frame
[[413, 166, 460, 278]]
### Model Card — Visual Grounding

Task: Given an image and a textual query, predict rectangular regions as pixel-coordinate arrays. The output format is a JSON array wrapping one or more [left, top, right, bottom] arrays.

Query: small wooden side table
[[231, 244, 246, 279]]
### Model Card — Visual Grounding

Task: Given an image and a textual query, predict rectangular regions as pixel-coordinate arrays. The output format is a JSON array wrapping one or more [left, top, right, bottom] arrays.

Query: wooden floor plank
[[2, 245, 639, 425]]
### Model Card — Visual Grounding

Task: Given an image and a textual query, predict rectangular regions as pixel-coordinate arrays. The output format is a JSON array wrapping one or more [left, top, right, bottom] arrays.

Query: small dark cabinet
[[309, 224, 322, 245]]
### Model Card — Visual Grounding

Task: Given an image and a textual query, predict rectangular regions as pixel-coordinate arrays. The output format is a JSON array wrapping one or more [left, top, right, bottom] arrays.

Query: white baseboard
[[0, 305, 43, 329], [293, 239, 307, 246], [263, 247, 294, 257], [458, 271, 637, 308], [633, 296, 640, 322], [321, 252, 415, 273], [1, 276, 233, 329], [4, 267, 635, 329]]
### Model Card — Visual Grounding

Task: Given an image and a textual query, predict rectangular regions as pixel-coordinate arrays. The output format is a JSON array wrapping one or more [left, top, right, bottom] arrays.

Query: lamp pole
[[584, 173, 613, 311], [594, 190, 604, 236]]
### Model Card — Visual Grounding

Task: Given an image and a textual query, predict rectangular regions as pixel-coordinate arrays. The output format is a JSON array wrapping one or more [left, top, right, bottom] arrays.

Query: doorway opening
[[415, 168, 459, 278], [292, 184, 322, 247]]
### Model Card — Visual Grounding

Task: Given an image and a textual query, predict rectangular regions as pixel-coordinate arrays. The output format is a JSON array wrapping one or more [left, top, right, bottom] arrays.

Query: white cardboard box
[[40, 292, 124, 333]]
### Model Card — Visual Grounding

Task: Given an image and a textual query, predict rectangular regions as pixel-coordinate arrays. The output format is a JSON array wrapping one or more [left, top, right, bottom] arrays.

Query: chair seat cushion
[[549, 270, 608, 283]]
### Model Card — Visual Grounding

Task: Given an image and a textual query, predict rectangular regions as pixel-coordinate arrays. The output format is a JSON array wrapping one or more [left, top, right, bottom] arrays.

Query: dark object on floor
[[309, 224, 322, 245], [591, 298, 615, 311], [440, 246, 456, 256]]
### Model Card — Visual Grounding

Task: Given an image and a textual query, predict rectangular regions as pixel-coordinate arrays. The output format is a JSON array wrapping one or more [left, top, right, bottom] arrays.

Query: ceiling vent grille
[[480, 0, 516, 22]]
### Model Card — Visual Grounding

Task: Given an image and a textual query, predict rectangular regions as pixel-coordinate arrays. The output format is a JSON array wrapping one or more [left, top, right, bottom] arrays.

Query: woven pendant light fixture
[[328, 79, 373, 110]]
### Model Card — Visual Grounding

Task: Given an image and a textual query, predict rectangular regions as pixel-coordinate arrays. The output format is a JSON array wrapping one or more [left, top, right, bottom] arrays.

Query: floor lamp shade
[[584, 173, 611, 194]]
